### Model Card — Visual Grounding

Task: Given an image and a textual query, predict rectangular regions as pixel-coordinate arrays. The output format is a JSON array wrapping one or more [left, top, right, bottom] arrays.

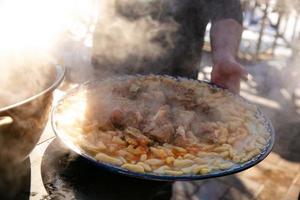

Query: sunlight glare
[[58, 91, 88, 126], [0, 0, 98, 53]]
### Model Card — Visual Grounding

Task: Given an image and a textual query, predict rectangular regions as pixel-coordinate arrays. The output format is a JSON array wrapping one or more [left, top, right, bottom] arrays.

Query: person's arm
[[209, 0, 247, 93]]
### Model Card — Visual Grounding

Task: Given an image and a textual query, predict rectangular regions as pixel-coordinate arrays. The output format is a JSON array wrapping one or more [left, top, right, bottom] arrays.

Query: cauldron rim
[[0, 64, 65, 113]]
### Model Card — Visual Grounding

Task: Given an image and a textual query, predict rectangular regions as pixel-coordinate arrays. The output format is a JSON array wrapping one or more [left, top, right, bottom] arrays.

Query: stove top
[[41, 139, 173, 200], [0, 158, 31, 200]]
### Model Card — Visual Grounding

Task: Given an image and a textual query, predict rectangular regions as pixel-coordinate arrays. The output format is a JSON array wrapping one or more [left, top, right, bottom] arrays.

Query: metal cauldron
[[0, 65, 65, 164]]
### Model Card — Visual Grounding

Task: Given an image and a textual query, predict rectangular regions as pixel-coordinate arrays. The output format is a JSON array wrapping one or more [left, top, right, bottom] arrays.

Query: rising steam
[[0, 50, 55, 109], [91, 0, 184, 78]]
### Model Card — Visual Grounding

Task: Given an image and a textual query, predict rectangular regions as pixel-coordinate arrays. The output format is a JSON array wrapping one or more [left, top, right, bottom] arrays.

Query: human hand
[[211, 54, 248, 94]]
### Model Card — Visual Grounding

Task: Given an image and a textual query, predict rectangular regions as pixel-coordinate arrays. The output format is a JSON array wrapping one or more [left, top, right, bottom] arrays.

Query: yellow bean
[[140, 154, 147, 162], [137, 162, 152, 172], [127, 145, 143, 155], [213, 146, 228, 153], [112, 136, 126, 145], [181, 164, 198, 174], [117, 150, 134, 160], [122, 164, 145, 173], [164, 170, 183, 176], [197, 152, 218, 157], [145, 159, 164, 166], [165, 157, 175, 165], [220, 151, 229, 158], [154, 166, 171, 174], [173, 159, 194, 168], [227, 137, 237, 144], [218, 162, 234, 170], [173, 146, 187, 153], [119, 156, 127, 164], [240, 149, 260, 163], [99, 133, 113, 141], [192, 165, 207, 174], [183, 154, 196, 160], [194, 158, 206, 165], [81, 141, 106, 153], [244, 144, 256, 152], [95, 153, 123, 166], [200, 168, 212, 175], [256, 143, 264, 150], [257, 137, 267, 145], [163, 143, 173, 148], [202, 144, 215, 151], [163, 148, 174, 156], [150, 147, 167, 158]]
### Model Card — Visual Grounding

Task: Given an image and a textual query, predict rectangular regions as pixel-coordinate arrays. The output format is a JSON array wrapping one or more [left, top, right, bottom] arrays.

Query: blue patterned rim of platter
[[51, 75, 275, 181]]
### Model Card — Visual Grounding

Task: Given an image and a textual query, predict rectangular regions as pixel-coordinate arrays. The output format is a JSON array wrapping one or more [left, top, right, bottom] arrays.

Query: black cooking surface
[[41, 139, 173, 200], [0, 158, 31, 200]]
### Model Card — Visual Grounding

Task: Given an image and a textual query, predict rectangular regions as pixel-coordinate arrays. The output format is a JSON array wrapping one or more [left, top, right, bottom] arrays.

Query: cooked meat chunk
[[124, 110, 143, 128], [192, 123, 214, 136], [139, 91, 165, 112], [145, 123, 174, 143], [142, 105, 174, 143], [192, 123, 219, 143], [206, 107, 222, 121], [186, 131, 198, 144], [173, 126, 189, 147], [152, 91, 166, 103], [110, 107, 125, 128], [125, 127, 151, 145], [164, 85, 195, 107], [110, 107, 142, 129], [153, 105, 171, 125], [147, 81, 161, 91], [202, 131, 219, 143], [196, 100, 210, 114], [92, 77, 228, 147], [112, 82, 131, 97], [173, 108, 195, 129]]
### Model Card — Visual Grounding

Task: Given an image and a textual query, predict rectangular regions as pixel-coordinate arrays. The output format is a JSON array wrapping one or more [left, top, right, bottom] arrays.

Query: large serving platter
[[51, 75, 275, 181]]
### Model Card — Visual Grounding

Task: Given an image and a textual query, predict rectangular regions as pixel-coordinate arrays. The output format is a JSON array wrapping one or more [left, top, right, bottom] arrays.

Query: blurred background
[[189, 1, 300, 199], [0, 0, 299, 199]]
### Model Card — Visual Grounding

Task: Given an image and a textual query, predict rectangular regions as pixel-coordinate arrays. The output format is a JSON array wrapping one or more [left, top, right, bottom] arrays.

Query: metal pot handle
[[0, 112, 14, 126]]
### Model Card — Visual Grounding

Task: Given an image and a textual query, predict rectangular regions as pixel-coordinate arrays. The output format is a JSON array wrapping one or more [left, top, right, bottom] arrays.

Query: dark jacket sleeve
[[208, 0, 243, 25]]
